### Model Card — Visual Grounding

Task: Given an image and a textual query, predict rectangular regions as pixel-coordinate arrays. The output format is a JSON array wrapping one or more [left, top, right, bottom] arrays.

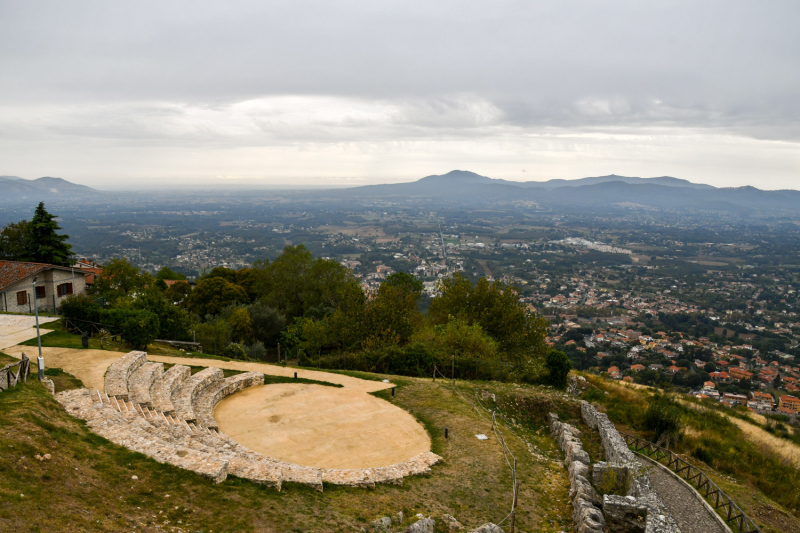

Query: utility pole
[[32, 276, 44, 380]]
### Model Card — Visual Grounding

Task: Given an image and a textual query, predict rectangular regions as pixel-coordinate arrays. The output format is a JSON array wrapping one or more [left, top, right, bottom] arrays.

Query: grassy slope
[[0, 363, 578, 532], [582, 374, 800, 533]]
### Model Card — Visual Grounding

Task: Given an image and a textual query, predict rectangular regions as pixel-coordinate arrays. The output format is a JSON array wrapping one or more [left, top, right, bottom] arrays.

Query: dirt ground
[[214, 383, 431, 469], [2, 346, 119, 390]]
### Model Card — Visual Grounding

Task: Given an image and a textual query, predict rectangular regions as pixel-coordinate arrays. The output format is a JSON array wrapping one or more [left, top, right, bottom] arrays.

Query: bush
[[223, 342, 247, 360], [544, 349, 572, 389], [100, 308, 160, 350], [244, 341, 267, 361], [644, 396, 684, 447], [60, 294, 103, 330], [247, 302, 285, 346]]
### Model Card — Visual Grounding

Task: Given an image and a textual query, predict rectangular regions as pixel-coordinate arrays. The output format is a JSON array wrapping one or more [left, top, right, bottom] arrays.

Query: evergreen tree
[[0, 220, 32, 260], [26, 202, 72, 265]]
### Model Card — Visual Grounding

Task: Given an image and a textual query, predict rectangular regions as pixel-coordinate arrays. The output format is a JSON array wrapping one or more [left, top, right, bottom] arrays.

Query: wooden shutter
[[35, 286, 46, 299], [66, 283, 74, 295], [17, 291, 27, 305]]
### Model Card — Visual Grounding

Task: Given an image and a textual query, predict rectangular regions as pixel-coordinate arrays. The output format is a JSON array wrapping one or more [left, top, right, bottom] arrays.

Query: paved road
[[642, 456, 727, 533]]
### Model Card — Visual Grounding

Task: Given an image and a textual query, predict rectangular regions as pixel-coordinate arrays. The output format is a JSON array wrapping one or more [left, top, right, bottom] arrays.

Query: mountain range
[[2, 171, 799, 215], [0, 176, 98, 201], [328, 170, 800, 214]]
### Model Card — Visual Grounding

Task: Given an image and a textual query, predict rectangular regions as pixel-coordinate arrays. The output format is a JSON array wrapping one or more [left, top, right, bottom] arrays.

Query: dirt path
[[214, 383, 431, 469], [3, 346, 121, 391], [148, 355, 394, 393], [641, 456, 726, 533]]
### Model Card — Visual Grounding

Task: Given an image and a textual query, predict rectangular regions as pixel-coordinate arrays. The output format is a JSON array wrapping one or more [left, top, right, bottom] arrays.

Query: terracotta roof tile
[[0, 260, 71, 291]]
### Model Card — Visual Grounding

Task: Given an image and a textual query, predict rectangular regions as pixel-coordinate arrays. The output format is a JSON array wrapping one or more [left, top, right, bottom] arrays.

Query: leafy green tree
[[156, 267, 186, 280], [544, 349, 572, 389], [164, 281, 192, 306], [187, 277, 248, 318], [430, 273, 547, 360], [26, 202, 72, 265], [0, 220, 31, 260], [644, 396, 684, 447], [362, 277, 423, 348], [201, 266, 237, 283], [154, 278, 168, 291], [128, 287, 191, 341], [90, 258, 151, 305], [194, 318, 229, 355], [246, 302, 285, 346], [412, 318, 498, 360], [229, 307, 255, 344]]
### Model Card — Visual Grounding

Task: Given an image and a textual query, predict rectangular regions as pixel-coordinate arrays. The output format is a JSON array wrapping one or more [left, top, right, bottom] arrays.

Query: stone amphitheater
[[55, 350, 441, 490]]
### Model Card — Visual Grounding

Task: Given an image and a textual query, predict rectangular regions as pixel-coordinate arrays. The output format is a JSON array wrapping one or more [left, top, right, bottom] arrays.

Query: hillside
[[327, 170, 800, 215], [0, 176, 98, 201]]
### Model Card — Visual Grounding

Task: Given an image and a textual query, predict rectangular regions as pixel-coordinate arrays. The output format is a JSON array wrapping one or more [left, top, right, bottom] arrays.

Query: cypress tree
[[27, 202, 73, 265]]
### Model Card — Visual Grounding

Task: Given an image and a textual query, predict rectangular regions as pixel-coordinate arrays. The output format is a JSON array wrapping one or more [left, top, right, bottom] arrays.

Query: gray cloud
[[0, 1, 798, 187]]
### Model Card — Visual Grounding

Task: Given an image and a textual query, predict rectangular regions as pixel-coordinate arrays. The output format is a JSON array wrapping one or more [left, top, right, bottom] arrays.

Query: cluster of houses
[[693, 383, 800, 416]]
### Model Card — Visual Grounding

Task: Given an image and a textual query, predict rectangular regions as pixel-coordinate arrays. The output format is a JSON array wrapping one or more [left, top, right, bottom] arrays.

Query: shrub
[[224, 342, 247, 360], [244, 341, 267, 361], [60, 294, 102, 330], [644, 396, 684, 447], [543, 349, 572, 389], [100, 308, 160, 350]]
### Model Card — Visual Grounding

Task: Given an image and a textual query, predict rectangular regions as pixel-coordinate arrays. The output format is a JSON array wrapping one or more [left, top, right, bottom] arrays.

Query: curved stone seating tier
[[58, 388, 228, 483], [151, 364, 191, 414], [128, 362, 164, 407], [104, 351, 147, 400], [172, 367, 224, 423], [56, 351, 442, 491], [193, 371, 265, 430]]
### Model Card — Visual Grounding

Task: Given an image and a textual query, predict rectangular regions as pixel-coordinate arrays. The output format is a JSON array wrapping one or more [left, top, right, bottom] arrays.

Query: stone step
[[55, 389, 228, 483], [172, 367, 224, 422], [193, 371, 264, 430], [128, 362, 164, 407], [151, 364, 191, 414], [104, 351, 147, 400]]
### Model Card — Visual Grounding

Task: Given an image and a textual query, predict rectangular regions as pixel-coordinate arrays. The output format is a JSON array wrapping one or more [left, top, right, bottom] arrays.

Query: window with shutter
[[17, 291, 27, 305], [66, 283, 73, 295], [36, 286, 46, 299]]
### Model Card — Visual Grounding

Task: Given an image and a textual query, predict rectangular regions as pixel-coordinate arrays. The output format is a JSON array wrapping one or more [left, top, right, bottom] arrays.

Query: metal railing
[[620, 431, 762, 533]]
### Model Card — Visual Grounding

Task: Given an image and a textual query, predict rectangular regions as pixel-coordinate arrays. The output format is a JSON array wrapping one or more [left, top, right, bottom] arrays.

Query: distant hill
[[328, 170, 800, 214], [0, 176, 98, 201]]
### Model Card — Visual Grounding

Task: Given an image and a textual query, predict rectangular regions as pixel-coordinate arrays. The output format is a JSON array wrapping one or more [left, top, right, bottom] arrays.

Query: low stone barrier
[[549, 413, 606, 533], [580, 401, 680, 533]]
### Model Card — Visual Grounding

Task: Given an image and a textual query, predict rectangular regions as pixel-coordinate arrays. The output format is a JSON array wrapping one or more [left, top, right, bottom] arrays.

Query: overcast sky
[[1, 1, 798, 190]]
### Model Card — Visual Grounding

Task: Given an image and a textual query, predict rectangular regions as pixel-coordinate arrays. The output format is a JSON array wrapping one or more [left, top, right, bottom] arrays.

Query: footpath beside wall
[[580, 400, 680, 533]]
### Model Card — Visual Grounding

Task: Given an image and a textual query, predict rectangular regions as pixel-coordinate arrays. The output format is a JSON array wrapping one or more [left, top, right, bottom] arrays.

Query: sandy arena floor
[[214, 383, 431, 469], [2, 344, 432, 469]]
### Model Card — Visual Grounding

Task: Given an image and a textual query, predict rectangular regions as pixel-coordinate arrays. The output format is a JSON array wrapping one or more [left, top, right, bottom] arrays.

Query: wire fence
[[433, 365, 520, 532]]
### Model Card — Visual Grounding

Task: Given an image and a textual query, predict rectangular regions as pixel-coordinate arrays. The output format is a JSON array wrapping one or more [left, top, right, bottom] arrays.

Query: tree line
[[61, 244, 569, 386]]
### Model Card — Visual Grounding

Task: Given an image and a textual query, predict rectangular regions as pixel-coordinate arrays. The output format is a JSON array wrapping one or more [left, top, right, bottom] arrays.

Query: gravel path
[[642, 457, 727, 533]]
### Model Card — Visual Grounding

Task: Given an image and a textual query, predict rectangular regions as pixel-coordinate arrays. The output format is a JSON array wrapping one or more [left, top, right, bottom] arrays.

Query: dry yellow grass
[[680, 400, 800, 468], [726, 417, 800, 468]]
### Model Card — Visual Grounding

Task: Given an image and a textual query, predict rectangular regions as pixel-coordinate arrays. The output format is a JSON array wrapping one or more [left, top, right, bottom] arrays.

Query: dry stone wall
[[580, 401, 680, 533]]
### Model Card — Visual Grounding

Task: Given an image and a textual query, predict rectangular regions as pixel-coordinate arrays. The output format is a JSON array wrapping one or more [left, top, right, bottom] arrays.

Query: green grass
[[0, 370, 579, 532], [582, 374, 800, 533]]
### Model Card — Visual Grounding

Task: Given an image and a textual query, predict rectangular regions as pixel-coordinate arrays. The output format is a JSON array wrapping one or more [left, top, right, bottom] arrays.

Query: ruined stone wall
[[579, 401, 680, 533], [549, 413, 606, 533]]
